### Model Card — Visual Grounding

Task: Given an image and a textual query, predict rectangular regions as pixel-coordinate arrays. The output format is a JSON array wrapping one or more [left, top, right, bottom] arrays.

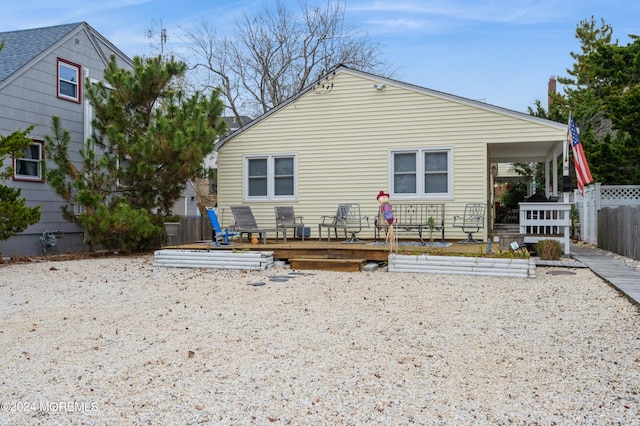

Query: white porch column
[[544, 160, 550, 197], [552, 154, 558, 197], [562, 138, 570, 203]]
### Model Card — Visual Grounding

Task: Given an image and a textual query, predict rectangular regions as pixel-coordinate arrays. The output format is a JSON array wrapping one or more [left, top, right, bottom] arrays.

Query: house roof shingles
[[0, 22, 82, 83]]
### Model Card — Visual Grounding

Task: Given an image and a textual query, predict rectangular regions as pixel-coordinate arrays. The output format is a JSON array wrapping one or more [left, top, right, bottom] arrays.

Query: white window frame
[[389, 147, 453, 199], [74, 202, 86, 216], [57, 58, 81, 102], [243, 154, 298, 201], [13, 140, 44, 182]]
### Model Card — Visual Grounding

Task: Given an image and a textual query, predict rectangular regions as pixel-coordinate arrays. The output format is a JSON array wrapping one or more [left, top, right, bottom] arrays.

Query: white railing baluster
[[519, 202, 572, 255]]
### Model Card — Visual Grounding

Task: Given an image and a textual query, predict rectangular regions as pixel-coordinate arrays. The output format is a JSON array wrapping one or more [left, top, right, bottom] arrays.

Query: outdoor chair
[[318, 203, 369, 244], [230, 205, 281, 244], [274, 206, 305, 241], [318, 204, 348, 241], [206, 207, 238, 246], [452, 203, 486, 243]]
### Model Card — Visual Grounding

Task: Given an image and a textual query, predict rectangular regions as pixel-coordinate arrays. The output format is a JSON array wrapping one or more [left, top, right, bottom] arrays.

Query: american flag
[[568, 114, 593, 194]]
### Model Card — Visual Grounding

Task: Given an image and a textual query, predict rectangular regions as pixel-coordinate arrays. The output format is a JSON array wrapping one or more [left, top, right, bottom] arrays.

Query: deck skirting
[[289, 258, 366, 272]]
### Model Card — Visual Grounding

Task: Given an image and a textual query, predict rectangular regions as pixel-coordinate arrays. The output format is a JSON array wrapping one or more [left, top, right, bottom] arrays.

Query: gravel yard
[[1, 254, 639, 425]]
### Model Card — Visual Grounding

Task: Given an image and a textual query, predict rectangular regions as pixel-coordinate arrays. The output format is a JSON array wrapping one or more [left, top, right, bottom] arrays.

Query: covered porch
[[487, 134, 572, 254]]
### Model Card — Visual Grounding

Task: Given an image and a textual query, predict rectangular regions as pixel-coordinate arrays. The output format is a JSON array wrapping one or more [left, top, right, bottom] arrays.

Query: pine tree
[[46, 55, 226, 252], [0, 126, 41, 241], [530, 17, 640, 185], [559, 17, 640, 184]]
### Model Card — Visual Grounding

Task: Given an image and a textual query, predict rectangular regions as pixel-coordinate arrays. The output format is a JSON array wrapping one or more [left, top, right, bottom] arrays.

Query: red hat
[[376, 190, 390, 201]]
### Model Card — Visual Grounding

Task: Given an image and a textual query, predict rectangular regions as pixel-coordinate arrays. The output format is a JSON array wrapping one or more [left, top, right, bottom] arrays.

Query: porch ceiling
[[488, 140, 561, 163]]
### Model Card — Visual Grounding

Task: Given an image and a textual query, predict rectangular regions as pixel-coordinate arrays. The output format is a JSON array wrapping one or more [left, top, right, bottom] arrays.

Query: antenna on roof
[[145, 19, 168, 58]]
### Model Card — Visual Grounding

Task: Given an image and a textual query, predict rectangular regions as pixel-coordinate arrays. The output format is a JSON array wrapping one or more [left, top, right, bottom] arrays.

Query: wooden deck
[[164, 238, 491, 264]]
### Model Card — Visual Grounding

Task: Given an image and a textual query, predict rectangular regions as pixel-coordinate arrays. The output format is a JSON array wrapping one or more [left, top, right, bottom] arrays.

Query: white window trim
[[243, 153, 298, 201], [14, 141, 44, 181], [388, 147, 454, 200], [57, 58, 81, 102], [74, 202, 86, 216]]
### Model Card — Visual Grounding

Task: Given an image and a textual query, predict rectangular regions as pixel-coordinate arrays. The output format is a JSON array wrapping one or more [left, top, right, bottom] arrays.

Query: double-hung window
[[391, 148, 452, 198], [244, 154, 297, 200], [57, 58, 81, 102], [14, 141, 44, 181]]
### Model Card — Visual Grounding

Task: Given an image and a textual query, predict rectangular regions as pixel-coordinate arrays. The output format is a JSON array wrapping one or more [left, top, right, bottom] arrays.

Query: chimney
[[548, 77, 557, 113]]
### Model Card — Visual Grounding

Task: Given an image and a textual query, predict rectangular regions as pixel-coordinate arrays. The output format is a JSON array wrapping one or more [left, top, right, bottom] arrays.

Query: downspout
[[83, 68, 91, 145]]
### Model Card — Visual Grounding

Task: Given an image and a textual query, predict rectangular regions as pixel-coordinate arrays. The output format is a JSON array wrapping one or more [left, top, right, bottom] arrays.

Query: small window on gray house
[[58, 58, 81, 102], [14, 141, 43, 181]]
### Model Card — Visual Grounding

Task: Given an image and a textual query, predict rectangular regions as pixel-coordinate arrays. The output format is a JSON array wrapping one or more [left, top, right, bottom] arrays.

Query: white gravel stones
[[0, 254, 639, 425]]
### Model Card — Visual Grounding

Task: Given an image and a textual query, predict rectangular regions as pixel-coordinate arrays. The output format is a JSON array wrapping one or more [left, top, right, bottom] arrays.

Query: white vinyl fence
[[574, 183, 640, 249]]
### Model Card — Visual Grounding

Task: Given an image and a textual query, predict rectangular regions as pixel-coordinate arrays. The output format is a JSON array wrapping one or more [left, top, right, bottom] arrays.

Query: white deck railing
[[519, 202, 571, 255]]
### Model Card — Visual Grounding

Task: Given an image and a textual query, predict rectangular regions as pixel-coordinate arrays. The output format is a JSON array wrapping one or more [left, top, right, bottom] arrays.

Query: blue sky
[[1, 1, 638, 113]]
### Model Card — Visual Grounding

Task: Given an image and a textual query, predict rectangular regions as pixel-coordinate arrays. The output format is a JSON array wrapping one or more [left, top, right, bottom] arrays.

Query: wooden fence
[[167, 216, 211, 246], [598, 206, 640, 260]]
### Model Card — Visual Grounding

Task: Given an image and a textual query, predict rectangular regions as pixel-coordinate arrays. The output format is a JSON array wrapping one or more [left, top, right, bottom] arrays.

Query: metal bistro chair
[[318, 203, 369, 244], [341, 204, 370, 244], [452, 203, 486, 243]]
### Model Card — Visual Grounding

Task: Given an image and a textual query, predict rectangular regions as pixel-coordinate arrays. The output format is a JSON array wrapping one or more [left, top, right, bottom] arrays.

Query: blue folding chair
[[206, 207, 237, 246]]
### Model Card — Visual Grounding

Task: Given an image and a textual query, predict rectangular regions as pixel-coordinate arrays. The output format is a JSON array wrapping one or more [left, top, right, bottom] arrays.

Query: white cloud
[[348, 0, 568, 25]]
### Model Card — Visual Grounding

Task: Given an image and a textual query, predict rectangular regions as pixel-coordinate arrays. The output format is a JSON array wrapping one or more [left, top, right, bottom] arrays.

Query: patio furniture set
[[205, 203, 486, 246]]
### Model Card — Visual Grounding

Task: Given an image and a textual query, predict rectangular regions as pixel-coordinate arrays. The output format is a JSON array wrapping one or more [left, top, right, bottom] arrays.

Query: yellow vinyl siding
[[217, 70, 567, 240]]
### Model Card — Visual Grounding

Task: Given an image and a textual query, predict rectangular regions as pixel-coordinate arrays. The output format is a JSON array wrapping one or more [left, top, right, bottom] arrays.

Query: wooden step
[[288, 258, 366, 272]]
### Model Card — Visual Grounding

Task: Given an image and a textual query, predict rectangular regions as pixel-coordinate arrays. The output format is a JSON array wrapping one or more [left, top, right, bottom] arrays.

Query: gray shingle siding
[[0, 22, 132, 257]]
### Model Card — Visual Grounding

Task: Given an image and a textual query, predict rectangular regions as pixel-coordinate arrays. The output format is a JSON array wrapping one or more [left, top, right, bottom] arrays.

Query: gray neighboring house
[[0, 22, 133, 257]]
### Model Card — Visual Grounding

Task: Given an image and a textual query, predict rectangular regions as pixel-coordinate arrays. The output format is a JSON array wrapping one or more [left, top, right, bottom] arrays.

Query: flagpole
[[568, 111, 595, 196]]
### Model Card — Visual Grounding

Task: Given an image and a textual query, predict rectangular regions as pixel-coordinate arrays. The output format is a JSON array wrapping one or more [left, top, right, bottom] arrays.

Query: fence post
[[593, 182, 602, 245]]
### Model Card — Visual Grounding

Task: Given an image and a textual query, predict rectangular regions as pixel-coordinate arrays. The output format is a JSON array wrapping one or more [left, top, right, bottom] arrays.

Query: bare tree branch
[[182, 0, 390, 121]]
